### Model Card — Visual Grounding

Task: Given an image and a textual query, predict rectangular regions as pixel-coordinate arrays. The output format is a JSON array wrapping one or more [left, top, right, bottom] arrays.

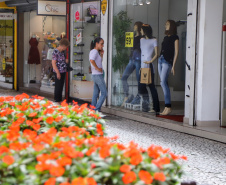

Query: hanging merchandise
[[28, 37, 40, 64], [87, 5, 98, 23]]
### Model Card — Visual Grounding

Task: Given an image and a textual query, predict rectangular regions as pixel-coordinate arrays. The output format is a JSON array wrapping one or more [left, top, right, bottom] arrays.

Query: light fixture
[[146, 0, 151, 4], [132, 0, 138, 6], [138, 0, 144, 5]]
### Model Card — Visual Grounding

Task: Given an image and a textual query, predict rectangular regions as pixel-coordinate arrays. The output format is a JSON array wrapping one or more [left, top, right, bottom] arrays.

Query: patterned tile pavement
[[1, 89, 226, 185]]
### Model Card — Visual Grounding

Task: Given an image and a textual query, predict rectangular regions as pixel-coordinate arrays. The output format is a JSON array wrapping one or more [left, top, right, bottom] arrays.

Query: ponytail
[[90, 37, 103, 50]]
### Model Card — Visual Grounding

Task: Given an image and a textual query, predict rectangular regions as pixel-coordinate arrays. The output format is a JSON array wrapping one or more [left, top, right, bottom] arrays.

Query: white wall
[[196, 0, 223, 124]]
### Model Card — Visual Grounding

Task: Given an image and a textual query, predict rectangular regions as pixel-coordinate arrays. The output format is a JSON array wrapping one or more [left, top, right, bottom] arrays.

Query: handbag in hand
[[66, 63, 73, 72], [87, 5, 98, 16]]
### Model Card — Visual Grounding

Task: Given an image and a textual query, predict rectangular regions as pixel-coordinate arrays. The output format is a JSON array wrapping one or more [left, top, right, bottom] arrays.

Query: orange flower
[[130, 153, 142, 165], [86, 147, 97, 156], [32, 124, 41, 131], [33, 144, 45, 151], [9, 102, 15, 106], [99, 146, 111, 159], [57, 157, 72, 166], [46, 117, 54, 124], [180, 155, 188, 160], [87, 178, 97, 185], [16, 113, 24, 117], [96, 123, 104, 136], [59, 183, 70, 185], [5, 96, 14, 101], [2, 155, 14, 165], [0, 96, 5, 102], [0, 146, 9, 155], [33, 117, 43, 124], [122, 171, 137, 184], [139, 170, 153, 184], [72, 177, 86, 185], [44, 178, 56, 185], [26, 120, 34, 126], [152, 157, 170, 168], [55, 116, 64, 122], [28, 112, 37, 117], [120, 165, 131, 173], [154, 172, 166, 182], [49, 166, 65, 177]]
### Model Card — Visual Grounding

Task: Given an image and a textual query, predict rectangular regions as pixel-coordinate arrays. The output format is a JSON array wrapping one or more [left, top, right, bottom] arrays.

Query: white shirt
[[89, 49, 103, 75], [140, 38, 158, 68]]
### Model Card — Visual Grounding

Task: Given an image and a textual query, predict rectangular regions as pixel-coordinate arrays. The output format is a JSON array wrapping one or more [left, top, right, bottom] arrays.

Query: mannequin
[[28, 33, 41, 83], [158, 20, 179, 115], [139, 24, 160, 114], [121, 21, 144, 107]]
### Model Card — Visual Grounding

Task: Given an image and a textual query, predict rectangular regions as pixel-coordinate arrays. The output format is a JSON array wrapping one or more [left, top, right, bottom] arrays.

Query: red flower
[[154, 172, 166, 182], [33, 117, 43, 124], [46, 117, 54, 124], [44, 178, 56, 185], [33, 144, 44, 151], [139, 170, 153, 184], [130, 153, 142, 165], [59, 183, 70, 185], [57, 157, 72, 166], [28, 112, 37, 117], [0, 146, 9, 155], [55, 116, 64, 122], [32, 124, 41, 131], [72, 177, 86, 185], [120, 165, 131, 173], [122, 171, 137, 184], [49, 166, 65, 177], [2, 155, 14, 165]]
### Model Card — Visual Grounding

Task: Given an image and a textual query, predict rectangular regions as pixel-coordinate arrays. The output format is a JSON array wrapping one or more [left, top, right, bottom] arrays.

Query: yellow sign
[[125, 32, 134, 47], [101, 0, 107, 15], [2, 58, 6, 70]]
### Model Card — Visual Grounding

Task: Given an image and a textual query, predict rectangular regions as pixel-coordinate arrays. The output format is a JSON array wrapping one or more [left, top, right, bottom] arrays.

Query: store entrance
[[110, 0, 187, 121], [0, 9, 14, 89]]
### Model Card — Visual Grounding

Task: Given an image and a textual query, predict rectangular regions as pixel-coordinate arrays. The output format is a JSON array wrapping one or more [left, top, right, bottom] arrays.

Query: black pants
[[139, 64, 160, 112], [54, 72, 66, 102]]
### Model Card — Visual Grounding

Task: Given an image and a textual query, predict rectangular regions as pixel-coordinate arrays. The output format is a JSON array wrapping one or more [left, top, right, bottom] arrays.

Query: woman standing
[[139, 24, 160, 114], [52, 38, 70, 103], [121, 21, 143, 106], [158, 20, 179, 115], [89, 37, 107, 112]]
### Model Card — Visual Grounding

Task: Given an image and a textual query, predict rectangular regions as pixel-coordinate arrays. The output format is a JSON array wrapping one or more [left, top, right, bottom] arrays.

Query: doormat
[[157, 115, 184, 123]]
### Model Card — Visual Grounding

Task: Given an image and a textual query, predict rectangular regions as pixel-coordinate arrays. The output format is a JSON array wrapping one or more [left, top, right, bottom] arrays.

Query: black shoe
[[142, 100, 149, 112]]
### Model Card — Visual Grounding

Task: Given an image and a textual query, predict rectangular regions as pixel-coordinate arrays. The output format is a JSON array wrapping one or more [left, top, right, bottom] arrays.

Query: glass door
[[0, 9, 14, 88]]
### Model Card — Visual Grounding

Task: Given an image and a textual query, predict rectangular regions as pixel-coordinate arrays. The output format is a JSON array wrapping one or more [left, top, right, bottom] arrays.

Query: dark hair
[[134, 21, 143, 36], [90, 37, 103, 50], [59, 38, 70, 47], [165, 20, 177, 35], [141, 24, 153, 39]]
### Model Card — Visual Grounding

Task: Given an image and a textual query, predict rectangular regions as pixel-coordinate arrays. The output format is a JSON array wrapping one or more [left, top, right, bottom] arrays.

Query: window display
[[111, 0, 187, 113], [70, 1, 101, 100], [0, 11, 14, 86]]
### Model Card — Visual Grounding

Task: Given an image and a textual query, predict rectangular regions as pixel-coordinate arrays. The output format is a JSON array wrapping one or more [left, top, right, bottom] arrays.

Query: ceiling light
[[146, 0, 151, 4], [138, 0, 144, 5]]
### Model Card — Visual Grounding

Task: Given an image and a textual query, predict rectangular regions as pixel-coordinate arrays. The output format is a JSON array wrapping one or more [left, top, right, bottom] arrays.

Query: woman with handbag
[[52, 38, 70, 103], [89, 37, 107, 112], [158, 20, 179, 115], [139, 24, 160, 114]]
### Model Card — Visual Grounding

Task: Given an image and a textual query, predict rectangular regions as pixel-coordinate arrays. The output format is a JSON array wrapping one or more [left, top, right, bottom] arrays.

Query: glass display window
[[70, 1, 101, 101]]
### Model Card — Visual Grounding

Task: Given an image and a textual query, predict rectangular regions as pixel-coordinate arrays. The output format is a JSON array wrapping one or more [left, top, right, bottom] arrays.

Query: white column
[[195, 0, 223, 126], [184, 0, 198, 125]]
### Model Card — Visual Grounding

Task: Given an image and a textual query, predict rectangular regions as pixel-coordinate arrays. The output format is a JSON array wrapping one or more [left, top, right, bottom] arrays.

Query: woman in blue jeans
[[89, 37, 107, 112], [121, 21, 144, 106], [158, 20, 179, 115]]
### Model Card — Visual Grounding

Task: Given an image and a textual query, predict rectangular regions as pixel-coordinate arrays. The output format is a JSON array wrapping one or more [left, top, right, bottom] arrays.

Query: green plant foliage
[[112, 11, 132, 72]]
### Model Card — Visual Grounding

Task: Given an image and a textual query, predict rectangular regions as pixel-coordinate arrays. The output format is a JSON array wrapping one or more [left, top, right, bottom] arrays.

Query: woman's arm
[[90, 60, 103, 72], [52, 60, 61, 79], [171, 39, 179, 76], [144, 46, 159, 64]]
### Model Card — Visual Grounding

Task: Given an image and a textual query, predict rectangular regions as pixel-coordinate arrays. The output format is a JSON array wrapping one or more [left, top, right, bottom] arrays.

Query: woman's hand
[[171, 67, 175, 76], [100, 49, 104, 58], [57, 72, 61, 80], [97, 67, 103, 73], [144, 61, 151, 64]]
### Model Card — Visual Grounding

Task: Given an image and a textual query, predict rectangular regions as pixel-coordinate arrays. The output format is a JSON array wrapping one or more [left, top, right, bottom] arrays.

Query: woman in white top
[[89, 37, 107, 112], [139, 24, 160, 114]]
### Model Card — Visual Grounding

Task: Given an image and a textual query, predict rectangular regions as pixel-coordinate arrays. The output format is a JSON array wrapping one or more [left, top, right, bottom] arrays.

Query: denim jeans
[[158, 55, 172, 107], [92, 74, 107, 112], [121, 59, 141, 97], [139, 64, 160, 112]]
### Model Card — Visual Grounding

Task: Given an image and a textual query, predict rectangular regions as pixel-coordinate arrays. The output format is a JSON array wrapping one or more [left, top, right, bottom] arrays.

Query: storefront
[[22, 10, 66, 94], [0, 3, 17, 90]]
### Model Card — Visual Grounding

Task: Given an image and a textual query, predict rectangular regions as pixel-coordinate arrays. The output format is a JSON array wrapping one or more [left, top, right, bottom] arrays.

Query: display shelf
[[73, 52, 84, 55], [74, 44, 85, 47]]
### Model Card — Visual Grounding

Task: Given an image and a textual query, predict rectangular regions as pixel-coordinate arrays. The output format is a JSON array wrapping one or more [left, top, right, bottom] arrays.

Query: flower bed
[[0, 94, 187, 185]]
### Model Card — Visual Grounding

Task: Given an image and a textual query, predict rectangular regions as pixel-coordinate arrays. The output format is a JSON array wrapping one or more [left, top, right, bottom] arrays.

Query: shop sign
[[76, 32, 82, 45], [0, 13, 14, 20], [75, 11, 80, 21], [38, 0, 66, 16], [2, 58, 6, 70], [101, 0, 107, 15], [125, 32, 134, 47]]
